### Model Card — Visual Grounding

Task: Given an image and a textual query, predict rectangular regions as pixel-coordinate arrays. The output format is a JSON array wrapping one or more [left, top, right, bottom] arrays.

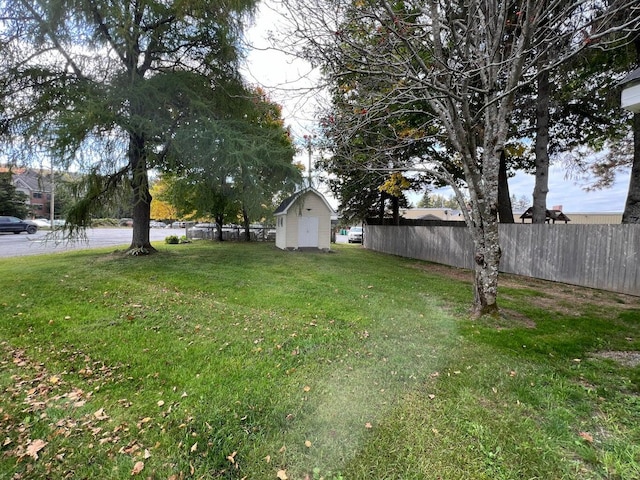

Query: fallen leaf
[[579, 431, 594, 443], [190, 442, 198, 453], [277, 470, 288, 480], [303, 385, 311, 392], [144, 449, 151, 459], [93, 408, 109, 420], [157, 400, 165, 407], [365, 422, 373, 429], [131, 460, 144, 475], [428, 394, 436, 400], [227, 451, 237, 463], [26, 439, 47, 459], [49, 375, 60, 384], [265, 455, 271, 463], [304, 440, 312, 448]]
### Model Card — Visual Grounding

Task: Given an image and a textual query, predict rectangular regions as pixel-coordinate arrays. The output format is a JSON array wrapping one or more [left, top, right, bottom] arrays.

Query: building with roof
[[8, 168, 53, 218], [274, 187, 335, 250]]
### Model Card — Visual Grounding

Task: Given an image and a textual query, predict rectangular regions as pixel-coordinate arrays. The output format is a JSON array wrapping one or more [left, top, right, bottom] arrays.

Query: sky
[[242, 3, 632, 213]]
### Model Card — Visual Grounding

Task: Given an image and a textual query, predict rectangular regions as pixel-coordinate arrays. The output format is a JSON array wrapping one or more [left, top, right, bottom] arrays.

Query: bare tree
[[281, 0, 640, 316]]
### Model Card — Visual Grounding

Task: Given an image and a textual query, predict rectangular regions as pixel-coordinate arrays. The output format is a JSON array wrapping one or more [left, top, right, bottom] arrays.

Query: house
[[274, 187, 335, 250], [10, 168, 53, 217]]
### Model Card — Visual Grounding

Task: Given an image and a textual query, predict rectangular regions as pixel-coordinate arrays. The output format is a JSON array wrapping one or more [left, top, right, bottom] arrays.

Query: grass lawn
[[1, 241, 639, 479]]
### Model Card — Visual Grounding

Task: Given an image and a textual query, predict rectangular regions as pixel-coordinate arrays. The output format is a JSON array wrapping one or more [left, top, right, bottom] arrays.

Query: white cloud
[[508, 164, 630, 213]]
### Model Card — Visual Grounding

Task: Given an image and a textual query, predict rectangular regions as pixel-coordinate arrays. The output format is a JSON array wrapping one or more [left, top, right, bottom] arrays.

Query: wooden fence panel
[[364, 224, 640, 296]]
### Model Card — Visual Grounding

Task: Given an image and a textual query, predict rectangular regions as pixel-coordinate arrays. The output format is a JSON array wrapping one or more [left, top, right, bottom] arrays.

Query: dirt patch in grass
[[591, 350, 640, 367], [413, 261, 639, 313]]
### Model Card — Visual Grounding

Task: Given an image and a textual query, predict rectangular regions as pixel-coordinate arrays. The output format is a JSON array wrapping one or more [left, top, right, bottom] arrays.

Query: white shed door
[[298, 217, 319, 247]]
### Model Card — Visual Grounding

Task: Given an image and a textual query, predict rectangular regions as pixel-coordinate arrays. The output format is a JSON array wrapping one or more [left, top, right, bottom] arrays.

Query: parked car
[[31, 218, 51, 227], [149, 221, 167, 228], [347, 226, 363, 243], [0, 216, 38, 234], [31, 218, 66, 228]]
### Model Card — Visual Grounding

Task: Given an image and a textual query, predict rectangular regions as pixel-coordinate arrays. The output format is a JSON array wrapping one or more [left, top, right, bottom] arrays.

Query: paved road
[[0, 227, 187, 258]]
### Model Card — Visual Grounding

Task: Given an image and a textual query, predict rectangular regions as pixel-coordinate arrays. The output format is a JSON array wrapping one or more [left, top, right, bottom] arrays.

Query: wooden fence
[[363, 224, 640, 296]]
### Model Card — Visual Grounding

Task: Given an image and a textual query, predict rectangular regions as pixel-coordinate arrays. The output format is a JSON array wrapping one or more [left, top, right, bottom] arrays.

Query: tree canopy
[[283, 0, 640, 315], [0, 0, 299, 252], [0, 171, 28, 217], [161, 86, 300, 238]]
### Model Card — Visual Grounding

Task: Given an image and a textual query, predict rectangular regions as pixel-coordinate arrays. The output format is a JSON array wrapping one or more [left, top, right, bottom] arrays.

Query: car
[[347, 226, 363, 243], [31, 218, 51, 227], [193, 222, 217, 229], [0, 216, 38, 234], [149, 221, 167, 228]]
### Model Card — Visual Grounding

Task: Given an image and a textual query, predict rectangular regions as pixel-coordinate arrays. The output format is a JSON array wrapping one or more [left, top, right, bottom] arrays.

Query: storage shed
[[274, 187, 335, 250], [621, 67, 640, 112]]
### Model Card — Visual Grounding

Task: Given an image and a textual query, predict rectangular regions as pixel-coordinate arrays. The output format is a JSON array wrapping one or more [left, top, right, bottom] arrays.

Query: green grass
[[1, 242, 639, 479]]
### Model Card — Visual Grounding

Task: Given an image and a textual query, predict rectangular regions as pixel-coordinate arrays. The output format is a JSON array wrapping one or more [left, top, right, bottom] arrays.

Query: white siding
[[276, 190, 333, 250]]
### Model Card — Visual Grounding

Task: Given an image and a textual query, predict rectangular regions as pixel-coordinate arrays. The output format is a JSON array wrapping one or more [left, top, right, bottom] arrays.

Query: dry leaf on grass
[[277, 469, 288, 480], [131, 460, 144, 475], [93, 408, 109, 420], [579, 431, 594, 443], [25, 439, 47, 460]]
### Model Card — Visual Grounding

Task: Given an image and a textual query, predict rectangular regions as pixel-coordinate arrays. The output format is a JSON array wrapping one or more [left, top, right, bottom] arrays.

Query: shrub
[[165, 235, 179, 244]]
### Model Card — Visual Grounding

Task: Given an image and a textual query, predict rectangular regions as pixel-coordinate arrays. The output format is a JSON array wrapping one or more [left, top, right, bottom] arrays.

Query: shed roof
[[620, 67, 640, 86], [274, 187, 335, 216]]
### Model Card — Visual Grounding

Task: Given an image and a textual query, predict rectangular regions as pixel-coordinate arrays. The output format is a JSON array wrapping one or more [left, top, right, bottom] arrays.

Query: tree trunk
[[215, 214, 224, 241], [498, 150, 514, 223], [471, 219, 501, 318], [242, 207, 252, 241], [622, 37, 640, 224], [391, 195, 400, 225], [128, 133, 155, 253], [378, 191, 386, 222], [622, 112, 640, 223], [533, 67, 550, 224], [465, 146, 502, 317]]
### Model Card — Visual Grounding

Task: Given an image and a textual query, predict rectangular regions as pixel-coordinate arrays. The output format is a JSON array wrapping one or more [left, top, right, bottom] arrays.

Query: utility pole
[[50, 162, 55, 231], [303, 134, 316, 188]]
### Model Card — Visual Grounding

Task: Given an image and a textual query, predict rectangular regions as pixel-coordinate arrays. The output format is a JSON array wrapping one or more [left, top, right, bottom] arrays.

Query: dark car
[[0, 216, 38, 234]]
